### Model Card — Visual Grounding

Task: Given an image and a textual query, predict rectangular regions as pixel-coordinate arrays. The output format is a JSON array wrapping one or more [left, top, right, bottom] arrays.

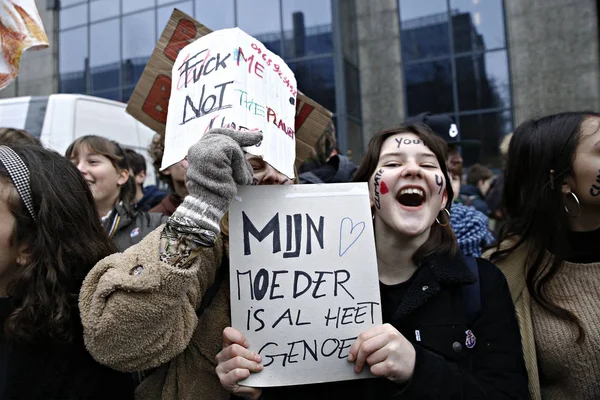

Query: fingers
[[208, 128, 263, 148], [216, 343, 261, 365], [222, 327, 249, 348], [348, 324, 388, 362], [216, 352, 263, 375], [352, 331, 389, 373]]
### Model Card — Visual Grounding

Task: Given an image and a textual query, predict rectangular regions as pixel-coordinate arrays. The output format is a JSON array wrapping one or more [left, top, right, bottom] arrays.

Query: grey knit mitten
[[171, 128, 263, 234]]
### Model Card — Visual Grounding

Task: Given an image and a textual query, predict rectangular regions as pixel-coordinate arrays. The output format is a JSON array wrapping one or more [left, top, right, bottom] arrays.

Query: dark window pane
[[122, 57, 149, 88], [456, 50, 510, 112], [344, 61, 361, 119], [451, 0, 505, 53], [458, 110, 512, 167], [282, 0, 332, 59], [399, 0, 450, 61], [91, 0, 119, 22], [92, 89, 122, 102], [123, 11, 155, 86], [59, 27, 88, 93], [195, 0, 234, 30], [123, 0, 153, 14], [404, 60, 454, 115], [237, 0, 282, 56], [289, 57, 335, 113], [158, 2, 194, 39], [90, 19, 120, 91], [60, 4, 87, 30], [123, 86, 136, 102]]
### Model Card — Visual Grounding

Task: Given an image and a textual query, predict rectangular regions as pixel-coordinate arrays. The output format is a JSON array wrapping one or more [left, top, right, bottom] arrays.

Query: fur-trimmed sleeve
[[79, 225, 223, 372]]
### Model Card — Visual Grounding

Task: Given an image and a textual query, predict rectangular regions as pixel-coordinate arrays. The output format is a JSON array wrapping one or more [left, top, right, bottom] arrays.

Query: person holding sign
[[216, 123, 528, 399], [79, 128, 292, 400]]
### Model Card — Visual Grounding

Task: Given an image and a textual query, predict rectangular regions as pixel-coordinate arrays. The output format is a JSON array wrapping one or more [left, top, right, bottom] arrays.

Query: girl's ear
[[117, 168, 130, 186], [440, 189, 448, 211]]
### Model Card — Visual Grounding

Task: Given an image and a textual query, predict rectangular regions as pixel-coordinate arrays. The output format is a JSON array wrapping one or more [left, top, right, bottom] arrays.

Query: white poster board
[[229, 183, 382, 387], [164, 27, 297, 178], [0, 0, 49, 90]]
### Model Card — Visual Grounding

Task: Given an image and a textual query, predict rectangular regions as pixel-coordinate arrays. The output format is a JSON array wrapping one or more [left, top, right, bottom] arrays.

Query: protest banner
[[229, 183, 382, 387], [126, 9, 333, 170], [164, 28, 297, 178], [0, 0, 48, 90]]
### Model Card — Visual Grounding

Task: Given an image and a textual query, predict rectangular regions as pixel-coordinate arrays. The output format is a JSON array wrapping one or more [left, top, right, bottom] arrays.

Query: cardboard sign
[[164, 28, 297, 178], [126, 9, 333, 170], [229, 183, 382, 387], [0, 0, 48, 89]]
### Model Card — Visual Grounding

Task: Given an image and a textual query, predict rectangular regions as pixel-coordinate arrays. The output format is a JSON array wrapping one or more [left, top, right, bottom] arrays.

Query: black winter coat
[[106, 204, 166, 252], [260, 253, 528, 399], [0, 300, 134, 399]]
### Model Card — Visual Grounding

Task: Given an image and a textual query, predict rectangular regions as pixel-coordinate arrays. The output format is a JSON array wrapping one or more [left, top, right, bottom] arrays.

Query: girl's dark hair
[[490, 111, 600, 343], [0, 145, 116, 342], [353, 123, 458, 263], [66, 135, 136, 215], [0, 128, 41, 147]]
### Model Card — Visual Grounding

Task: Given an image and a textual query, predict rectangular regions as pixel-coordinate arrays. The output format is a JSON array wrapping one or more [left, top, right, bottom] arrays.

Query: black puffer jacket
[[104, 203, 166, 252], [261, 253, 528, 399]]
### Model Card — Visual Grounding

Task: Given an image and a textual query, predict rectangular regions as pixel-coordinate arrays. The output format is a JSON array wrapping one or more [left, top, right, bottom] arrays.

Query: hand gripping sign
[[163, 28, 297, 179], [229, 183, 382, 387], [0, 0, 48, 90]]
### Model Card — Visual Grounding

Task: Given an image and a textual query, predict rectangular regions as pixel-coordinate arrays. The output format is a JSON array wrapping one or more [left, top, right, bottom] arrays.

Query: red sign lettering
[[295, 102, 315, 131], [164, 19, 197, 62], [142, 74, 171, 124]]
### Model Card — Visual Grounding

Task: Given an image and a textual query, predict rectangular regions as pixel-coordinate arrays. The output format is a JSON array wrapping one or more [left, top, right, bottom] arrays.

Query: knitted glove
[[171, 128, 263, 235]]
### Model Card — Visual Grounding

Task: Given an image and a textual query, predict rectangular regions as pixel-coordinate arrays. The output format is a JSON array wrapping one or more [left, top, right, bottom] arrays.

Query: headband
[[0, 146, 36, 221]]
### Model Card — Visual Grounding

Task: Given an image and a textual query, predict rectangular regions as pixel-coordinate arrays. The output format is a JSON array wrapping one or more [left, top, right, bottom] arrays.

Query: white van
[[0, 94, 157, 185]]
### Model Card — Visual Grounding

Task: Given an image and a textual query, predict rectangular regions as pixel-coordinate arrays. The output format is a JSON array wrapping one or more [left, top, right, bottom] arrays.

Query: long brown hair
[[353, 123, 458, 263], [66, 135, 136, 215], [490, 111, 600, 343], [1, 145, 116, 342]]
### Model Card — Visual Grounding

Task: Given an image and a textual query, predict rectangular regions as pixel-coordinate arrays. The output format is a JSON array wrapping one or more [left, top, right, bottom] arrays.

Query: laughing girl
[[216, 124, 528, 399]]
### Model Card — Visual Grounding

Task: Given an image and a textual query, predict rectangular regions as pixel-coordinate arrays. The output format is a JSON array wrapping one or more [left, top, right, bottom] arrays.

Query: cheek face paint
[[590, 169, 600, 197], [435, 174, 443, 195], [380, 181, 389, 195], [373, 168, 384, 209]]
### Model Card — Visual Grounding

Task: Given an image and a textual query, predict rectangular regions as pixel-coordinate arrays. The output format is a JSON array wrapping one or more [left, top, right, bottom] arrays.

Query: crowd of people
[[0, 108, 598, 399]]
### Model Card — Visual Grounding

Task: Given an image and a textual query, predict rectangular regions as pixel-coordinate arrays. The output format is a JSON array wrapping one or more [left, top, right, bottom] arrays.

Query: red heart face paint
[[380, 181, 389, 195]]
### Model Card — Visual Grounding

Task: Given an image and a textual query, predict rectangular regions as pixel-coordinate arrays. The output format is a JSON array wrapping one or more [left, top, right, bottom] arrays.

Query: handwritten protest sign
[[126, 9, 333, 170], [0, 0, 48, 90], [229, 183, 382, 387], [164, 28, 296, 178]]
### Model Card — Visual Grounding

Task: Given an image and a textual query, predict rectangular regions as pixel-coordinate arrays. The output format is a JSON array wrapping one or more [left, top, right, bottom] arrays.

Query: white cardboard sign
[[164, 27, 297, 178], [229, 183, 382, 387]]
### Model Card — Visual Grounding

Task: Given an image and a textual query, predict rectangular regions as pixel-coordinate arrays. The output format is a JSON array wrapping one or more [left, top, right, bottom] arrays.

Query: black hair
[[490, 111, 600, 343], [0, 145, 116, 342], [124, 149, 147, 176]]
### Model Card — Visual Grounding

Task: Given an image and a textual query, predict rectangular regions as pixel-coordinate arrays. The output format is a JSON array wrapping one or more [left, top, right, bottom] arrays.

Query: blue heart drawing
[[339, 217, 366, 257]]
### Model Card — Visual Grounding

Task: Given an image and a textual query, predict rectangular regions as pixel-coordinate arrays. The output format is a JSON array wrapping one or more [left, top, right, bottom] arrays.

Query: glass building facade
[[57, 0, 511, 165], [399, 0, 512, 166], [58, 0, 343, 125]]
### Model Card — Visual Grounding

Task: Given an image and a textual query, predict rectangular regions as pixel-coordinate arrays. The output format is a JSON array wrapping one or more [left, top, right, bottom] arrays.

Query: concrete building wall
[[355, 0, 404, 144], [0, 0, 57, 99], [505, 0, 600, 125]]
